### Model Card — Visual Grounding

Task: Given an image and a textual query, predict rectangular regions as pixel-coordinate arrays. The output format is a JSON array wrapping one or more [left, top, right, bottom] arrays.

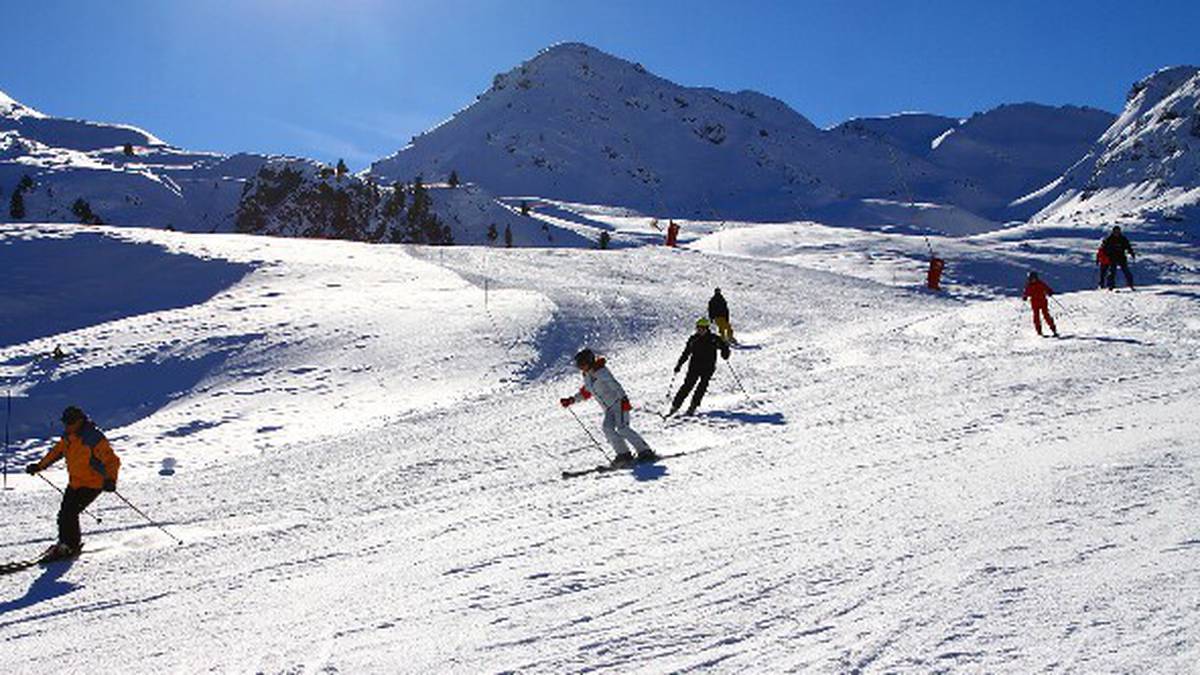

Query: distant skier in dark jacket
[[25, 406, 121, 559], [707, 288, 736, 345], [1100, 226, 1135, 290], [670, 318, 731, 415], [1022, 272, 1058, 337]]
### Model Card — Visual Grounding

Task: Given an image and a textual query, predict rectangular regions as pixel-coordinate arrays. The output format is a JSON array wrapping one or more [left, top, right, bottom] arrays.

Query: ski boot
[[636, 449, 658, 463], [41, 542, 81, 563], [610, 452, 636, 469]]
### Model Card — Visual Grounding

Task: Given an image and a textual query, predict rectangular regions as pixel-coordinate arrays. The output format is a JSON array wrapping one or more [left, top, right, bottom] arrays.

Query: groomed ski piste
[[1, 220, 1198, 672]]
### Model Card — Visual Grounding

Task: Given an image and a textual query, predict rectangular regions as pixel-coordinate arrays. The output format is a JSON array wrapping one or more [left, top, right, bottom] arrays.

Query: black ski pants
[[58, 486, 101, 549], [1105, 259, 1133, 289], [673, 368, 713, 412]]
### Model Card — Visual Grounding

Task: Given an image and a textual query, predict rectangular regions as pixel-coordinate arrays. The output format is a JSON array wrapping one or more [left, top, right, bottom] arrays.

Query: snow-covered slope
[[1, 222, 1198, 671], [369, 43, 1113, 231], [1020, 66, 1200, 233]]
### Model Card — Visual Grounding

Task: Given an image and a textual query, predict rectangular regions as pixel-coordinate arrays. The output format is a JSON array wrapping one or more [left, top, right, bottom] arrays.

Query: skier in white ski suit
[[560, 349, 655, 465]]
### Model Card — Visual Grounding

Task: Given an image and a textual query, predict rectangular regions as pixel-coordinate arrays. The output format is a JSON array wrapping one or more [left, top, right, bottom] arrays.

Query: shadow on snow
[[0, 558, 78, 619]]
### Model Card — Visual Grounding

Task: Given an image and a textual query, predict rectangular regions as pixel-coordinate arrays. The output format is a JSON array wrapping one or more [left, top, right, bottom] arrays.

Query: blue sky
[[5, 0, 1198, 168]]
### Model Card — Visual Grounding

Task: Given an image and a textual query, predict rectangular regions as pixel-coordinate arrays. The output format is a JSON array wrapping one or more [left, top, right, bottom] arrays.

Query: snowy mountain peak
[[487, 40, 673, 99], [371, 42, 837, 220], [1127, 65, 1200, 104], [1022, 65, 1200, 231], [0, 89, 45, 120], [528, 41, 625, 67], [522, 41, 646, 77]]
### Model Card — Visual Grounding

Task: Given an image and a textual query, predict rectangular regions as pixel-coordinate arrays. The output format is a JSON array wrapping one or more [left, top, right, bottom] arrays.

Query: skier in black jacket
[[707, 288, 736, 345], [670, 318, 731, 416], [1100, 225, 1136, 290]]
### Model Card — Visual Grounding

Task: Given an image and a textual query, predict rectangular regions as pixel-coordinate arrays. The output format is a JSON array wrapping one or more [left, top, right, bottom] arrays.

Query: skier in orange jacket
[[1022, 272, 1058, 337], [26, 406, 121, 558]]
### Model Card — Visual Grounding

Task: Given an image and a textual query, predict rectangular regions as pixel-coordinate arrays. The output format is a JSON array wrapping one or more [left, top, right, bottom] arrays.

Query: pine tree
[[598, 231, 611, 249], [520, 200, 530, 216], [336, 159, 348, 180], [504, 224, 513, 248], [123, 143, 135, 157], [448, 170, 460, 188], [71, 198, 102, 225], [9, 189, 25, 220]]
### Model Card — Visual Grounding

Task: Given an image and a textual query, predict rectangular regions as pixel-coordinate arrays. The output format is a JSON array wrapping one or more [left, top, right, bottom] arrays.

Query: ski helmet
[[696, 317, 711, 328], [61, 406, 86, 425], [1028, 271, 1039, 281], [574, 349, 595, 368]]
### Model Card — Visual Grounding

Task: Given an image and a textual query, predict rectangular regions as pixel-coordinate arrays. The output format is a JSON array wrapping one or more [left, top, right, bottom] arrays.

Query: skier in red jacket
[[1096, 244, 1111, 289], [1022, 271, 1058, 337]]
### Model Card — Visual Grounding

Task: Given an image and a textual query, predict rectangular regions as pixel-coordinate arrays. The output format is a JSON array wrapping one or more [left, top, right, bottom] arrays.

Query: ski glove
[[560, 397, 574, 408], [25, 463, 40, 475], [103, 479, 116, 492], [620, 397, 632, 412]]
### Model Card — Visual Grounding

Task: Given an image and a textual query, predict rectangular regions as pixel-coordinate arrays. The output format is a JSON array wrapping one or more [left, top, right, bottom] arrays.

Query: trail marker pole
[[3, 391, 10, 491]]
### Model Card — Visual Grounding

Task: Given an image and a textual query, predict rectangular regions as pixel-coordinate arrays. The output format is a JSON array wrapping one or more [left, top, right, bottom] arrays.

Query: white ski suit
[[566, 359, 652, 458]]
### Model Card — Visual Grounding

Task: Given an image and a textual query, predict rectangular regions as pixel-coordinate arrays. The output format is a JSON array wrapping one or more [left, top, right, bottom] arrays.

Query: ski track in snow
[[1, 223, 1199, 672]]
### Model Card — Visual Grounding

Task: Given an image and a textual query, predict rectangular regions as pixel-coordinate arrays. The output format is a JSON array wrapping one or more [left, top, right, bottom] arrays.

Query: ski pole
[[663, 371, 678, 412], [36, 473, 103, 524], [113, 490, 183, 545], [726, 360, 754, 407], [1051, 296, 1069, 314], [565, 407, 610, 462]]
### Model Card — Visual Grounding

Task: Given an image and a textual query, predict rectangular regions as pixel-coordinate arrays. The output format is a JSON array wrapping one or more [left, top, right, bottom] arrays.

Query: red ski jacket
[[1096, 247, 1111, 266], [1023, 279, 1054, 306]]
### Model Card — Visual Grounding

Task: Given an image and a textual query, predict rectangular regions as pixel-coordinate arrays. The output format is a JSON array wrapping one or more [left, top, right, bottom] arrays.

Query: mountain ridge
[[368, 42, 1114, 229]]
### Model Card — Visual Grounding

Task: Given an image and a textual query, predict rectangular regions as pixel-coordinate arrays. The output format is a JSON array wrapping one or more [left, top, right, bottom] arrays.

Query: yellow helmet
[[696, 317, 711, 328]]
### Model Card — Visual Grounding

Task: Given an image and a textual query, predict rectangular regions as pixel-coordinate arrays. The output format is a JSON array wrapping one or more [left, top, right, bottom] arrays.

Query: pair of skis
[[561, 451, 688, 479]]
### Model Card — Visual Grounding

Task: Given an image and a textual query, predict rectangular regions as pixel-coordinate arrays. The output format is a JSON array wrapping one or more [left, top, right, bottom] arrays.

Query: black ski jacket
[[1102, 233, 1134, 263], [676, 332, 730, 374], [708, 293, 729, 320]]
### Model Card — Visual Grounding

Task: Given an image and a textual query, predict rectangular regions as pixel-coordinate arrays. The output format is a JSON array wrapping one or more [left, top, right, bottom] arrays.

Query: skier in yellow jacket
[[26, 406, 121, 558]]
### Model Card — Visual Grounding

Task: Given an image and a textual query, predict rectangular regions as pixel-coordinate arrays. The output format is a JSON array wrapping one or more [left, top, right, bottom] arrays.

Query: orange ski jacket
[[33, 423, 121, 489]]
